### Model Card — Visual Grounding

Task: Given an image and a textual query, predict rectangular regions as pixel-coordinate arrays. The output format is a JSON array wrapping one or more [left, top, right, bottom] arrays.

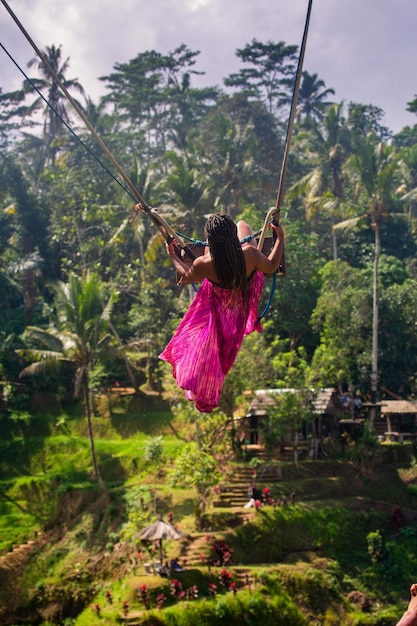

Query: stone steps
[[213, 460, 284, 508], [0, 538, 45, 571], [180, 533, 213, 567]]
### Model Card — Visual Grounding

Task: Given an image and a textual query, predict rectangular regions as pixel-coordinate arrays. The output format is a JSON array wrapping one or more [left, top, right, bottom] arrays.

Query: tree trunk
[[83, 373, 107, 492], [309, 417, 320, 460], [293, 429, 299, 468], [195, 414, 202, 451], [369, 222, 380, 428], [331, 213, 338, 261], [20, 268, 38, 323], [108, 321, 138, 390]]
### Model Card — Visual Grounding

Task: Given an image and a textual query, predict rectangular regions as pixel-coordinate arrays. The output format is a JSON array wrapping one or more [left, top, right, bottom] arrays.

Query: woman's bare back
[[166, 221, 284, 286]]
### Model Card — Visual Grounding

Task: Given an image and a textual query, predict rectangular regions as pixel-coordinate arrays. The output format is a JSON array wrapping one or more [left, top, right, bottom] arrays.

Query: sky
[[1, 0, 417, 134]]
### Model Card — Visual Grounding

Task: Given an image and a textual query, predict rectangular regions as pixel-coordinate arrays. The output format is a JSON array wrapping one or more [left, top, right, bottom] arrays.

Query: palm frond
[[400, 188, 417, 202], [101, 293, 116, 323], [108, 218, 130, 246], [332, 216, 366, 232], [19, 352, 69, 378], [23, 327, 64, 352]]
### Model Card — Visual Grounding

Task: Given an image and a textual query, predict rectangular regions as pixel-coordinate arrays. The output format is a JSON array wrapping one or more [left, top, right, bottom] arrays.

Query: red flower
[[219, 568, 232, 589], [209, 583, 217, 596], [170, 578, 184, 598]]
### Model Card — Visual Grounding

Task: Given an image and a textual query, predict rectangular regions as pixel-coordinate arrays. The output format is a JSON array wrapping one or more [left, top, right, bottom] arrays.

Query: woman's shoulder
[[243, 242, 278, 275], [194, 254, 218, 282], [241, 246, 261, 278], [242, 244, 262, 265]]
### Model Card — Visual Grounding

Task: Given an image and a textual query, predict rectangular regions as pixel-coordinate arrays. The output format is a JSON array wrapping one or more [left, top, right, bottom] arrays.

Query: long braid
[[205, 214, 248, 302]]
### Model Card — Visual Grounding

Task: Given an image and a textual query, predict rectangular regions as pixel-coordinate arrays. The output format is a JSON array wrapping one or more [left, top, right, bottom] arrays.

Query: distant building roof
[[248, 388, 343, 417], [313, 388, 338, 415], [381, 400, 417, 415]]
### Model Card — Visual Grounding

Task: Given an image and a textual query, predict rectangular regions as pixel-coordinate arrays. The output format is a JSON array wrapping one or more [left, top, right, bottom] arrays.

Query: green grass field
[[1, 392, 417, 624]]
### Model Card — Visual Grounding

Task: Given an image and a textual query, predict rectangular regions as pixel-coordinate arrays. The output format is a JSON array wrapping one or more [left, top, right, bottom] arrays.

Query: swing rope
[[0, 41, 136, 202], [166, 0, 314, 278], [257, 0, 314, 270], [2, 34, 197, 262], [254, 0, 313, 321], [0, 0, 197, 261]]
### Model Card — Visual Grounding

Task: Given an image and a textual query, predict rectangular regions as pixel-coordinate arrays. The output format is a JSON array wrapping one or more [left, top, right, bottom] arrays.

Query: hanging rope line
[[1, 38, 261, 258], [257, 270, 277, 322], [0, 0, 197, 261], [253, 0, 313, 321], [0, 41, 136, 202], [174, 227, 262, 247], [257, 0, 314, 275]]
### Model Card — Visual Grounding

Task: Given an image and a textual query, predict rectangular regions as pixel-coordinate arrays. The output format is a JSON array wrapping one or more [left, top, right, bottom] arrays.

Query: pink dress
[[159, 271, 265, 413]]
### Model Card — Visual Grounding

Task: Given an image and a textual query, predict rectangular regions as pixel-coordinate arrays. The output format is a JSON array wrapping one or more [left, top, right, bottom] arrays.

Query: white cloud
[[185, 0, 212, 11]]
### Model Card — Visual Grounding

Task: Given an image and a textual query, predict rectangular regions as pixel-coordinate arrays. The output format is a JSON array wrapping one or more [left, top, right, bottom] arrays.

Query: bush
[[366, 530, 385, 563], [158, 590, 306, 626], [145, 436, 165, 466]]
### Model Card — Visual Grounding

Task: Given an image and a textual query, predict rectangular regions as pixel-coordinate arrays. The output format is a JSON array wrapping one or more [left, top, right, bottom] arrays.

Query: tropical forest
[[2, 34, 417, 626]]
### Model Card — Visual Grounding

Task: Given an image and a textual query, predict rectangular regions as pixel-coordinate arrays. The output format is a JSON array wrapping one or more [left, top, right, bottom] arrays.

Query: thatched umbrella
[[137, 517, 186, 561]]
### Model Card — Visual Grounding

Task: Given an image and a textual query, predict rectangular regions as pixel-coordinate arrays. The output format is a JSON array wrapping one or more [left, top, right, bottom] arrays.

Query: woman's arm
[[165, 242, 208, 285], [246, 223, 285, 275], [396, 585, 417, 626]]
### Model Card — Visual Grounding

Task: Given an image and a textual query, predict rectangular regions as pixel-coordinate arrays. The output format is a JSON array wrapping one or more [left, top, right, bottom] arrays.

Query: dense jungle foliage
[[1, 40, 417, 412], [2, 36, 417, 625]]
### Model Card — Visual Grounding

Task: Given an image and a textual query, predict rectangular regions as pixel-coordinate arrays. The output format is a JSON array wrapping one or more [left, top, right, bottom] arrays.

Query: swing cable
[[255, 0, 313, 322], [0, 0, 197, 261], [257, 0, 314, 274], [0, 41, 135, 202]]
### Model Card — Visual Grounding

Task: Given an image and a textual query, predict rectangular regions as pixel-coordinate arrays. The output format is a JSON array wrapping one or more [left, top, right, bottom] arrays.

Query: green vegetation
[[1, 37, 417, 406], [1, 26, 417, 626], [1, 393, 417, 624]]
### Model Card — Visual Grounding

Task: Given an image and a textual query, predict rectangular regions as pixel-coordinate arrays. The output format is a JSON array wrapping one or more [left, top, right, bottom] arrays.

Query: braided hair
[[205, 214, 247, 301]]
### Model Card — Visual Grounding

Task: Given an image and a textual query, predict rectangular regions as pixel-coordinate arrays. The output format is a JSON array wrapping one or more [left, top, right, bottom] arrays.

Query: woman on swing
[[159, 213, 284, 413]]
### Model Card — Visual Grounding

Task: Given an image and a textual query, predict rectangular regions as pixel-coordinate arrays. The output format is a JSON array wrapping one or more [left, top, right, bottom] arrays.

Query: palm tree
[[19, 273, 117, 491], [287, 103, 350, 260], [128, 157, 161, 266], [2, 157, 49, 322], [26, 44, 85, 168], [296, 71, 335, 123], [201, 113, 257, 217], [155, 149, 210, 235], [342, 134, 400, 419]]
